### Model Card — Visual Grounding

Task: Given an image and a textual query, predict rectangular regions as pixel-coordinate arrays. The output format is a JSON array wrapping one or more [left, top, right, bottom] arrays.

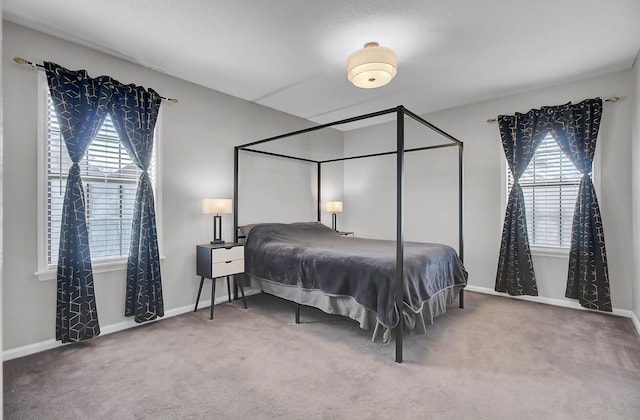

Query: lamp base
[[212, 214, 224, 245]]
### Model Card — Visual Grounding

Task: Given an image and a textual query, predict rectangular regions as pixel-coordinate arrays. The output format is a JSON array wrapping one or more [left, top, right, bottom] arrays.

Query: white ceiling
[[4, 0, 640, 129]]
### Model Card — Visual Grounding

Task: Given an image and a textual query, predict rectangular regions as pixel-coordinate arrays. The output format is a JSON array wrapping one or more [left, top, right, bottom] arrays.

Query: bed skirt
[[247, 275, 465, 343]]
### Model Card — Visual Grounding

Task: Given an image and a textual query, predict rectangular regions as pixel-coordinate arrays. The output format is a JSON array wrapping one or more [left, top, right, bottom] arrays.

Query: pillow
[[238, 221, 326, 237], [238, 224, 260, 236]]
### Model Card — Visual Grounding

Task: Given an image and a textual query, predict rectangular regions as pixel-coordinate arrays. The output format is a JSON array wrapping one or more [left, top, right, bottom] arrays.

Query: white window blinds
[[46, 91, 157, 266], [506, 133, 581, 249]]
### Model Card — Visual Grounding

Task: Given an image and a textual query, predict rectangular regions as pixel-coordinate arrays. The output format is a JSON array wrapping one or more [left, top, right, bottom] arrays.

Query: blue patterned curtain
[[495, 110, 547, 296], [496, 99, 611, 311], [550, 99, 611, 311], [45, 62, 112, 342], [110, 84, 164, 323]]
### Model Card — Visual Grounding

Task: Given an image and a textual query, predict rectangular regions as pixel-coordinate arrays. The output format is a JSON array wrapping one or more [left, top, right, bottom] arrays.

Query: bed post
[[234, 146, 239, 243], [232, 146, 240, 301], [394, 106, 405, 363], [317, 162, 322, 222], [458, 143, 464, 309]]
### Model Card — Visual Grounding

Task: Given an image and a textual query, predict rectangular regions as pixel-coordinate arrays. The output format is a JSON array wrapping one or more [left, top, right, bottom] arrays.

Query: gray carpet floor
[[4, 291, 640, 419]]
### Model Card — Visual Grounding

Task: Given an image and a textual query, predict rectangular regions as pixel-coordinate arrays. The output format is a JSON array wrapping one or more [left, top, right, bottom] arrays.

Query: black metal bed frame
[[233, 105, 464, 363]]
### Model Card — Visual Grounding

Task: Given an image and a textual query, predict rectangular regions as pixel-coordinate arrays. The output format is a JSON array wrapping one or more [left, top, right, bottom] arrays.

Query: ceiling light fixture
[[347, 42, 397, 89]]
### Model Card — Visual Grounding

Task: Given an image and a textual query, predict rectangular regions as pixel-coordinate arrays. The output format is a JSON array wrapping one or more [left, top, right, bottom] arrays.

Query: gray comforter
[[244, 222, 468, 330]]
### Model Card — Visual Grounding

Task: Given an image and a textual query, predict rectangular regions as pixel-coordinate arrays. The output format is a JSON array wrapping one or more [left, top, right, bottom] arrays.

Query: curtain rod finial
[[14, 57, 38, 70]]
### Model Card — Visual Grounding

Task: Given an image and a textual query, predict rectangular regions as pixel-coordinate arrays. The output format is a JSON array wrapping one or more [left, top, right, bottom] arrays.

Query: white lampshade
[[202, 198, 232, 214], [325, 201, 343, 213], [347, 42, 397, 89]]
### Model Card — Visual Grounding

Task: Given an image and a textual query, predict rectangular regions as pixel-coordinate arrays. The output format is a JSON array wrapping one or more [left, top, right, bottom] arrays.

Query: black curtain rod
[[13, 56, 178, 103], [485, 96, 619, 123]]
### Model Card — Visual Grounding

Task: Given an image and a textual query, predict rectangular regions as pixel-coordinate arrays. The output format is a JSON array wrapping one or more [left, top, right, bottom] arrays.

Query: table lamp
[[325, 201, 343, 231], [202, 198, 232, 244]]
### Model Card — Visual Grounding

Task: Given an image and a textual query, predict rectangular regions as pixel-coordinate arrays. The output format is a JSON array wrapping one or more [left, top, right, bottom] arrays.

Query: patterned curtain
[[550, 99, 611, 311], [110, 84, 164, 323], [45, 62, 112, 342], [495, 110, 547, 296]]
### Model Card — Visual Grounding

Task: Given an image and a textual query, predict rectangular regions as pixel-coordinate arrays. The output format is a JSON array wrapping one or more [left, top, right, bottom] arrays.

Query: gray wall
[[1, 21, 343, 351], [342, 70, 635, 311]]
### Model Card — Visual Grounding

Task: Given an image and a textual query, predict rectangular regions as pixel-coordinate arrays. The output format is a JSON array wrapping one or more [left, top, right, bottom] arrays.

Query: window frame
[[35, 72, 164, 280], [500, 130, 601, 258]]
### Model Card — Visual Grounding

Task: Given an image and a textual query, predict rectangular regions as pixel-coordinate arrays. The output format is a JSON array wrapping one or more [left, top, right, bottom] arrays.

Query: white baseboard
[[465, 285, 640, 336], [3, 288, 260, 361], [632, 311, 640, 337]]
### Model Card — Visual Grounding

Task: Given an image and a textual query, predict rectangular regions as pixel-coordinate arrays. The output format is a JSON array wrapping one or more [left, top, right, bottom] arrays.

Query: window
[[506, 133, 582, 250], [37, 74, 161, 278]]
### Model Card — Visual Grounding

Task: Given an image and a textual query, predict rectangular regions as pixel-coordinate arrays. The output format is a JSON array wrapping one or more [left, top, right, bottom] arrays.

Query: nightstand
[[195, 243, 247, 319]]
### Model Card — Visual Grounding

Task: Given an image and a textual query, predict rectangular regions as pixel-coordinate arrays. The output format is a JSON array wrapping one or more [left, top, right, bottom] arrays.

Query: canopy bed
[[233, 106, 466, 363]]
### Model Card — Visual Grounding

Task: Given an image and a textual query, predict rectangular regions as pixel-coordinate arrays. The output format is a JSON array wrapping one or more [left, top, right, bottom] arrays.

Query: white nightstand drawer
[[211, 246, 244, 263], [211, 259, 245, 277]]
